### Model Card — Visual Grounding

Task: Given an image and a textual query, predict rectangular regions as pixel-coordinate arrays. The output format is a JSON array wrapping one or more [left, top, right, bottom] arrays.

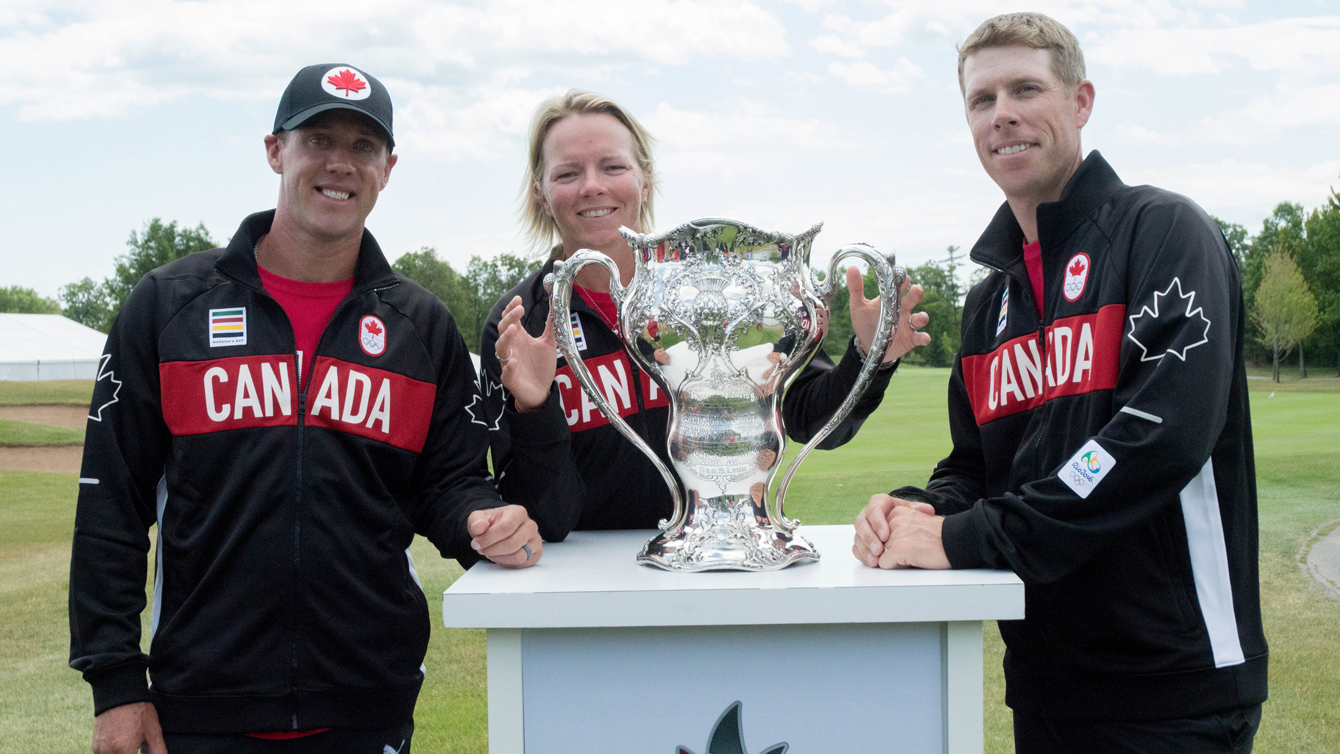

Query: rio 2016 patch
[[360, 315, 386, 356], [322, 67, 371, 100], [1060, 439, 1116, 499], [1063, 253, 1091, 302]]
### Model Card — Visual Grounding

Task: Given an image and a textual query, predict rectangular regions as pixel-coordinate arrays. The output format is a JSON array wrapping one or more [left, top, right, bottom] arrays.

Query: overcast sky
[[4, 0, 1338, 299]]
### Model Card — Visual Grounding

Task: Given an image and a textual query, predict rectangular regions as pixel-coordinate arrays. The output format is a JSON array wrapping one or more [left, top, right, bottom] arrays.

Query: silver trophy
[[547, 219, 903, 571]]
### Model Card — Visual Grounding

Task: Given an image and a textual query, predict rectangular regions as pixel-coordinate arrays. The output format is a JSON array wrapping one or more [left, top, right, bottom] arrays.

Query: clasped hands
[[852, 494, 950, 570]]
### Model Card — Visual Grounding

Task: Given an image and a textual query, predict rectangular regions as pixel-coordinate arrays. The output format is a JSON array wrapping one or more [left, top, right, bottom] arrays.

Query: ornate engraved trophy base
[[636, 494, 820, 572]]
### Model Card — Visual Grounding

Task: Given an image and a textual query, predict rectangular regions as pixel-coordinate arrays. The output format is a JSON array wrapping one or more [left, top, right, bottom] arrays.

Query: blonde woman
[[478, 89, 929, 539]]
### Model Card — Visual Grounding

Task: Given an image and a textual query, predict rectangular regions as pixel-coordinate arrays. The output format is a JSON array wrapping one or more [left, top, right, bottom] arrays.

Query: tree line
[[5, 194, 1338, 381]]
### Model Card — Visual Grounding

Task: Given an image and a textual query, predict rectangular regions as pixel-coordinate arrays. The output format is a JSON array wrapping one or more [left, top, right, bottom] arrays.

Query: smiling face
[[266, 109, 397, 247], [536, 113, 647, 258], [963, 45, 1093, 217]]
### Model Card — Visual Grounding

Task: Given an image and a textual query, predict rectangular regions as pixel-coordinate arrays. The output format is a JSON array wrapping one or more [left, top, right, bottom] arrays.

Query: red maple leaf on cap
[[1069, 258, 1087, 277], [327, 69, 367, 97], [364, 319, 383, 337]]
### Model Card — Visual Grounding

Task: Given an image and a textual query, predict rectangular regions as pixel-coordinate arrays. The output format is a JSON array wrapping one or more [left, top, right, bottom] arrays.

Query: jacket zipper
[[979, 260, 1050, 485]]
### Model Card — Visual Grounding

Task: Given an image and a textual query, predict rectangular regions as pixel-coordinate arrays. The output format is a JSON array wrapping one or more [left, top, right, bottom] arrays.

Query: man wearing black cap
[[69, 64, 542, 753]]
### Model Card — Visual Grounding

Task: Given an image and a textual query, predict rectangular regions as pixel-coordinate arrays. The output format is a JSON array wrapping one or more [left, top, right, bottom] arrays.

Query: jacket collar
[[969, 151, 1125, 270], [216, 210, 400, 292]]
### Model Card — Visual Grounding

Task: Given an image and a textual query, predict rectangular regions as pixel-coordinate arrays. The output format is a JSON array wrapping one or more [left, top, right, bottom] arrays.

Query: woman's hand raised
[[847, 267, 932, 364], [495, 296, 558, 412]]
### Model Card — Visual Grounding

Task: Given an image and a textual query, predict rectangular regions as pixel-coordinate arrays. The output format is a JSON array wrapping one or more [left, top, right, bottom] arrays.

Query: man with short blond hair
[[855, 12, 1267, 752]]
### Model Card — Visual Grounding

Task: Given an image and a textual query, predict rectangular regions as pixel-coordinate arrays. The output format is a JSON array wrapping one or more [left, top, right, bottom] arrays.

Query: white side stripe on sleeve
[[1180, 458, 1245, 668], [150, 473, 168, 644], [1119, 406, 1163, 424]]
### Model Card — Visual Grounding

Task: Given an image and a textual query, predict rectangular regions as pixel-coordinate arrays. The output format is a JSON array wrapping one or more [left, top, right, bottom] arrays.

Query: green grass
[[0, 419, 84, 446], [2, 367, 1337, 752], [0, 380, 94, 406]]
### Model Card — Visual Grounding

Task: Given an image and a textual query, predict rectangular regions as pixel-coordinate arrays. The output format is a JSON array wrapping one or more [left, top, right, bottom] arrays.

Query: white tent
[[0, 313, 108, 381]]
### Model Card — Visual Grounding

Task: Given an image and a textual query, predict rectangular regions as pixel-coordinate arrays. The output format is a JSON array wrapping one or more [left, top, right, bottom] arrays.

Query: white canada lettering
[[1052, 326, 1073, 384], [261, 362, 291, 417], [233, 364, 262, 420], [1044, 329, 1056, 387], [1014, 341, 1043, 399], [597, 360, 632, 411], [580, 385, 599, 425], [366, 378, 391, 433], [343, 370, 372, 424], [1073, 322, 1094, 383], [554, 373, 579, 426], [999, 350, 1025, 406], [205, 367, 230, 421], [309, 366, 393, 434], [311, 366, 342, 419], [963, 305, 1126, 426], [988, 355, 999, 411]]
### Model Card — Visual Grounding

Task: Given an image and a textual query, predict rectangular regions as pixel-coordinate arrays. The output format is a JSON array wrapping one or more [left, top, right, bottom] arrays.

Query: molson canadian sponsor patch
[[962, 304, 1125, 426], [553, 350, 668, 432], [159, 355, 436, 452]]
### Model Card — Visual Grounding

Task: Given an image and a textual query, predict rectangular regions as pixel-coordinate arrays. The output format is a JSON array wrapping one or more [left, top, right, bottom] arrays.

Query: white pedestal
[[444, 525, 1023, 754]]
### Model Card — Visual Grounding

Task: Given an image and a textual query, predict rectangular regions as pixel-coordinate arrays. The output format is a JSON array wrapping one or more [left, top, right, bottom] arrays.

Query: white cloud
[[777, 0, 836, 12], [1086, 17, 1340, 76], [1115, 124, 1182, 146], [1125, 159, 1340, 217], [644, 101, 845, 152], [814, 1, 1265, 55], [809, 33, 866, 58], [1182, 80, 1340, 145], [0, 0, 789, 121], [827, 59, 923, 94]]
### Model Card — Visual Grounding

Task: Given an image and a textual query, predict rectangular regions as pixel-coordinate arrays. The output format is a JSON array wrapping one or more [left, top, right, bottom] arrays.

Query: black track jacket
[[69, 211, 505, 734], [895, 153, 1267, 721], [478, 258, 896, 539]]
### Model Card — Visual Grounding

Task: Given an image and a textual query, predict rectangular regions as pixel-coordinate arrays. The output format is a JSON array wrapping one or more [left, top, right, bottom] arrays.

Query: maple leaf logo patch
[[1063, 253, 1090, 302], [466, 375, 506, 431], [321, 66, 372, 101], [1126, 277, 1212, 362], [88, 353, 122, 422], [677, 701, 788, 754], [360, 315, 387, 356]]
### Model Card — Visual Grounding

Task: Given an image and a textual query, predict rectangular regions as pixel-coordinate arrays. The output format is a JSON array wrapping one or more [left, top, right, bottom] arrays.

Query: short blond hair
[[958, 13, 1086, 97], [520, 90, 657, 255]]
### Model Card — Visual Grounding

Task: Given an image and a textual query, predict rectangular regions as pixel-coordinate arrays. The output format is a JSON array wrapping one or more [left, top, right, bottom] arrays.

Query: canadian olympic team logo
[[322, 67, 372, 101], [360, 316, 386, 356], [1063, 253, 1090, 302]]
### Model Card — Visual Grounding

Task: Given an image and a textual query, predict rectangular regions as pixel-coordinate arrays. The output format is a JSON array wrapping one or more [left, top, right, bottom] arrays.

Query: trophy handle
[[771, 244, 905, 532], [544, 250, 686, 534]]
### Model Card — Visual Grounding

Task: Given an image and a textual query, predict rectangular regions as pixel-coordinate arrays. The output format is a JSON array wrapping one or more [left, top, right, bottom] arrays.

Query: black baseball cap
[[273, 63, 395, 148]]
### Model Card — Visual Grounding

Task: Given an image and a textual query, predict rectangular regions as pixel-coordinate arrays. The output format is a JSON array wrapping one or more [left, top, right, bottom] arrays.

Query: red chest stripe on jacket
[[304, 357, 436, 452], [962, 305, 1125, 426], [555, 350, 667, 433], [161, 356, 299, 435]]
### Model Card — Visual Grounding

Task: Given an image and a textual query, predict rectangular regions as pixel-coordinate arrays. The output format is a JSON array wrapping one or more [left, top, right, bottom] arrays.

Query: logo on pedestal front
[[677, 701, 788, 754]]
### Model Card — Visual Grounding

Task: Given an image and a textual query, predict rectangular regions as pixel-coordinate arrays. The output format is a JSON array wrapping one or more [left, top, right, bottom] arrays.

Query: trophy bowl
[[547, 218, 902, 572]]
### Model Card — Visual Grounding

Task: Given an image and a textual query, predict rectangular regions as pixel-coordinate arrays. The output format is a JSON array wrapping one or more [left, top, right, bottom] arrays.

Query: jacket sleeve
[[409, 308, 508, 568], [892, 353, 987, 515], [782, 337, 896, 449], [479, 300, 585, 543], [940, 201, 1243, 583], [68, 278, 172, 715]]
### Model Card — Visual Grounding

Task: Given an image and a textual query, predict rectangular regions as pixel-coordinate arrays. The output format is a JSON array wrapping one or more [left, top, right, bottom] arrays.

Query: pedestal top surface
[[443, 525, 1024, 628]]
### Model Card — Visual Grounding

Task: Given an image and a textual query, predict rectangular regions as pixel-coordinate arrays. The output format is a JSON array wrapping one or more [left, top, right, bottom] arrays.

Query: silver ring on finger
[[522, 544, 533, 561]]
